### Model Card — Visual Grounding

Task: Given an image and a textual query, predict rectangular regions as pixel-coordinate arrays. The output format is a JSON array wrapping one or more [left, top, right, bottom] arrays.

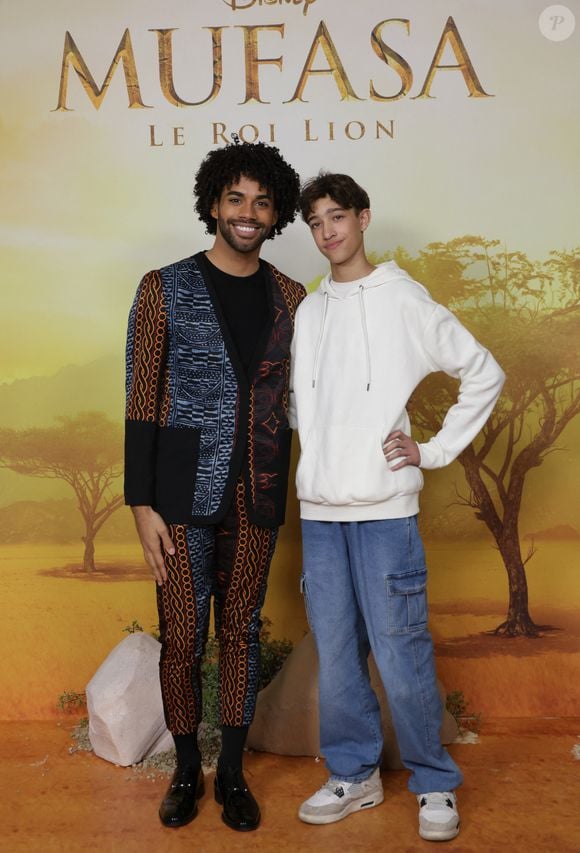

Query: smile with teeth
[[234, 222, 260, 234]]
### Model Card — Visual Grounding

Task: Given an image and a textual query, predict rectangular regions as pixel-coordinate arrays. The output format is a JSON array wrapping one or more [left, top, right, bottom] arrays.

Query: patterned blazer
[[124, 253, 305, 528]]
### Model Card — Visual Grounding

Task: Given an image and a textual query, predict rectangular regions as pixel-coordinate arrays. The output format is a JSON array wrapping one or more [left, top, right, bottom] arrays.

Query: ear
[[272, 209, 279, 226], [210, 198, 219, 220], [359, 208, 371, 232]]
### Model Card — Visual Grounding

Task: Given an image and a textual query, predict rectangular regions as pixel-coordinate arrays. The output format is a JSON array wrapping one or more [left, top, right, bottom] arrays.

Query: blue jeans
[[301, 516, 463, 794]]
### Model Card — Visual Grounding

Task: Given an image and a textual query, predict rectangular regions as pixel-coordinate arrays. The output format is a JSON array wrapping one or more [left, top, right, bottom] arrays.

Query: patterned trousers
[[156, 478, 278, 733]]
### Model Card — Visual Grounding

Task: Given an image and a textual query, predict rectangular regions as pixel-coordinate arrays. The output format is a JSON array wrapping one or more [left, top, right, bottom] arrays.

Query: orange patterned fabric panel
[[126, 270, 168, 424], [156, 479, 277, 733]]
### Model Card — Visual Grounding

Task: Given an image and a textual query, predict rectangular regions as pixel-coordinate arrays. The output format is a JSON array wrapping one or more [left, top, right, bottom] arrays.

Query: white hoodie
[[289, 261, 505, 521]]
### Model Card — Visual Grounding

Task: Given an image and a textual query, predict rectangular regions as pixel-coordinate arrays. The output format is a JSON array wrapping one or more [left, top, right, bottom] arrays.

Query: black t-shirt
[[201, 255, 270, 376]]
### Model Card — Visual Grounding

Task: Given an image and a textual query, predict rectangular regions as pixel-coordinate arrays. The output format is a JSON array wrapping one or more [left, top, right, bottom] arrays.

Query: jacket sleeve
[[417, 305, 505, 469], [124, 270, 168, 505], [288, 307, 301, 430]]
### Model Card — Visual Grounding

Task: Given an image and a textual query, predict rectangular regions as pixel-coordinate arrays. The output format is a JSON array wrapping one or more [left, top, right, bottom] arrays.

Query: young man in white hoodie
[[290, 173, 505, 841]]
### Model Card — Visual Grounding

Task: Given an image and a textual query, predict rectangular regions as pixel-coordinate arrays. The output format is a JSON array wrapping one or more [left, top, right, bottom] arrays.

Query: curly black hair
[[194, 142, 300, 238]]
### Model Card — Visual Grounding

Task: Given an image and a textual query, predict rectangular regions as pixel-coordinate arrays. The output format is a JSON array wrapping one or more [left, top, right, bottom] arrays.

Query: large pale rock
[[248, 632, 458, 769], [87, 633, 172, 766]]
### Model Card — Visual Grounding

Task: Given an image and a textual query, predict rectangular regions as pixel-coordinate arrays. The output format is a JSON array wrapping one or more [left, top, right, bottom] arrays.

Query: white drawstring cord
[[358, 285, 372, 391], [311, 291, 329, 388]]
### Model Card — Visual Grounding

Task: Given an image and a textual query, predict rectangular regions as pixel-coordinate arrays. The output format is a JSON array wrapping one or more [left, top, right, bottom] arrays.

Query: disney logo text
[[223, 0, 317, 16]]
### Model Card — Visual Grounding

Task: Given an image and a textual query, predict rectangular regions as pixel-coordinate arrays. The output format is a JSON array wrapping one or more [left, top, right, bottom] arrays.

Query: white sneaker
[[417, 791, 460, 841], [298, 767, 384, 825]]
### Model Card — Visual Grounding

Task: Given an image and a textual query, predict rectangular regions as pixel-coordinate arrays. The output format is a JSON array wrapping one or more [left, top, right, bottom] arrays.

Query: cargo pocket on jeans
[[385, 568, 428, 635]]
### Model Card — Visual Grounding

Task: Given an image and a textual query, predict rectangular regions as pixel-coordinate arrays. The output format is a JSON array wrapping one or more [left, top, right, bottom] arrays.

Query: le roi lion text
[[54, 17, 492, 145]]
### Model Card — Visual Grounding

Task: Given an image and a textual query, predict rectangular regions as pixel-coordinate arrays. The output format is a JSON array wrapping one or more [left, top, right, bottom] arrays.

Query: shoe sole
[[219, 812, 260, 832], [298, 790, 384, 825], [419, 822, 460, 841], [214, 780, 260, 832], [159, 779, 205, 828]]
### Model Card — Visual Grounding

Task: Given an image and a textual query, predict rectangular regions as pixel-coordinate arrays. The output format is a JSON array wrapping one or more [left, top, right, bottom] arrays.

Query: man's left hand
[[383, 430, 420, 470]]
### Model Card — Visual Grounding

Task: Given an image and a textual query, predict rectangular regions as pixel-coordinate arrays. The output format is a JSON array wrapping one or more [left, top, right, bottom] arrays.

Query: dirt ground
[[2, 540, 579, 721], [1, 718, 579, 852]]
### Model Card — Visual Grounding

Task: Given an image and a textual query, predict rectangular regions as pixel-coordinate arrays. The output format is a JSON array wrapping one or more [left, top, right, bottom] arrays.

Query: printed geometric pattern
[[270, 264, 306, 319], [247, 264, 306, 522], [214, 477, 278, 726], [159, 259, 238, 518], [155, 479, 277, 733], [156, 523, 214, 733], [125, 271, 169, 422], [125, 256, 304, 525]]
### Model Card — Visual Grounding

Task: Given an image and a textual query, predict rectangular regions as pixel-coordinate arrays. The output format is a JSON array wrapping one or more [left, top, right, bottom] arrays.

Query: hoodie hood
[[311, 261, 413, 392], [317, 260, 412, 298]]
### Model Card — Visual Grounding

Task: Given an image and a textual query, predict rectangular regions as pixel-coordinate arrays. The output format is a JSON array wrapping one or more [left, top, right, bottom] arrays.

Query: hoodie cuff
[[418, 438, 444, 470]]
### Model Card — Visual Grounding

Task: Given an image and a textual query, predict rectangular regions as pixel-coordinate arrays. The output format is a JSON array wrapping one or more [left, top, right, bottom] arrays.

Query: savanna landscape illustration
[[1, 238, 578, 720]]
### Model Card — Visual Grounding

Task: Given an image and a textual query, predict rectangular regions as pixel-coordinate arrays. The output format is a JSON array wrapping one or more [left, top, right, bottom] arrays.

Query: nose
[[322, 219, 336, 240], [238, 198, 255, 220]]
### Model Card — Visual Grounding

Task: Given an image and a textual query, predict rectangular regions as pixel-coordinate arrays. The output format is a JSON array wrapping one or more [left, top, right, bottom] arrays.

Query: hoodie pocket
[[297, 425, 420, 505]]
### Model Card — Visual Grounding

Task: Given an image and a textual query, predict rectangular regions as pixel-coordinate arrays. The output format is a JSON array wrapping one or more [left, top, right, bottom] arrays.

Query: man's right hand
[[131, 506, 175, 586]]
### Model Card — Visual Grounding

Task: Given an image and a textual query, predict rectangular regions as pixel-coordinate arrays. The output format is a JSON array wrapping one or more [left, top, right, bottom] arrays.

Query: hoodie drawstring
[[358, 284, 372, 391], [311, 286, 372, 392], [311, 290, 329, 388]]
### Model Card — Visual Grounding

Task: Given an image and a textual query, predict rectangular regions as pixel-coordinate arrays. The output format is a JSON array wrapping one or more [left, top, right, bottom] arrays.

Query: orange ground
[[3, 539, 580, 722], [1, 718, 579, 852]]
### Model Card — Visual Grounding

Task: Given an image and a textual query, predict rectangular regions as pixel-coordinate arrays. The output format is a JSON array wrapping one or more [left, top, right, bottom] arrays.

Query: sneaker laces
[[419, 792, 455, 809], [321, 779, 350, 799]]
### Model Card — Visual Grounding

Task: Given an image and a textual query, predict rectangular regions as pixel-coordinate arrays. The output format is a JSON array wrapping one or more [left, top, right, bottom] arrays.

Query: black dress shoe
[[159, 765, 205, 828], [214, 766, 260, 831]]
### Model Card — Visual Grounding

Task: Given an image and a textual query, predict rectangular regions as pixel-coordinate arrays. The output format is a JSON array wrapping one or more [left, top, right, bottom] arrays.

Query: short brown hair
[[299, 172, 370, 221]]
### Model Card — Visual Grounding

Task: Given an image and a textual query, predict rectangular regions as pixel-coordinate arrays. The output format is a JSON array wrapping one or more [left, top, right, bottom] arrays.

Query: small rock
[[86, 633, 171, 767], [247, 632, 458, 769]]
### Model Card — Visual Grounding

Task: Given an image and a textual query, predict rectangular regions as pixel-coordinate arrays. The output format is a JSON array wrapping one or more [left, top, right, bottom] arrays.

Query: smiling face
[[307, 195, 371, 274], [211, 175, 278, 256]]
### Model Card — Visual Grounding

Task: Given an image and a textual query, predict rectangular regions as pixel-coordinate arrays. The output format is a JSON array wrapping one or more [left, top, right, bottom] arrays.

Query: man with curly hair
[[124, 142, 305, 832]]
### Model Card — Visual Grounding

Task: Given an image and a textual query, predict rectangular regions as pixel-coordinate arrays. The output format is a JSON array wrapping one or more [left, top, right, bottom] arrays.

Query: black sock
[[218, 725, 249, 771], [173, 732, 201, 770]]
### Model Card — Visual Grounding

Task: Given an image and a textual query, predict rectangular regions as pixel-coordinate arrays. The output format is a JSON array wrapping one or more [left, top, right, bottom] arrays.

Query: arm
[[416, 305, 505, 469], [124, 271, 174, 583], [131, 505, 174, 586], [288, 301, 304, 430], [288, 329, 298, 430]]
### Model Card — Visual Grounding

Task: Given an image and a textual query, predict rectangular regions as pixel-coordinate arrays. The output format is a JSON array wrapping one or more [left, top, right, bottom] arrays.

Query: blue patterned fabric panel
[[160, 259, 238, 517]]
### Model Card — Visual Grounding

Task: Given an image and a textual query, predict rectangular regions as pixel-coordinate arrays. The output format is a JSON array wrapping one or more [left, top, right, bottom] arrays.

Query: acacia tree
[[381, 239, 580, 637], [0, 412, 124, 572]]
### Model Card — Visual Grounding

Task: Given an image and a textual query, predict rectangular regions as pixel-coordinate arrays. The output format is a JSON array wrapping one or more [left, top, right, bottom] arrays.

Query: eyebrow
[[307, 206, 345, 223], [226, 190, 273, 200]]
